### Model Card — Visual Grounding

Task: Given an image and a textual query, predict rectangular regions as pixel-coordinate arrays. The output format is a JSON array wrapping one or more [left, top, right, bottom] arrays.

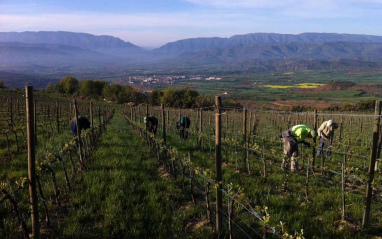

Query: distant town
[[110, 75, 223, 88]]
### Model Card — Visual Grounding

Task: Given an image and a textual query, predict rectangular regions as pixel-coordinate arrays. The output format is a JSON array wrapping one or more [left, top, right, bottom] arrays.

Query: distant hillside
[[2, 31, 382, 88], [166, 42, 382, 66], [154, 33, 382, 56], [0, 31, 142, 50], [0, 71, 55, 89], [0, 42, 122, 66]]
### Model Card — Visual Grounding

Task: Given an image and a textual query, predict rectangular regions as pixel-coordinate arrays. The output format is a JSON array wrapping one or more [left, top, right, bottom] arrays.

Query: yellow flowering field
[[263, 83, 325, 89]]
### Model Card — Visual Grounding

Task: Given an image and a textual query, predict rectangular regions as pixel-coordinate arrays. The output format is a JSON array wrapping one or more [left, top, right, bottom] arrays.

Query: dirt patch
[[180, 204, 191, 211], [193, 219, 209, 230], [157, 167, 170, 178], [270, 100, 343, 110]]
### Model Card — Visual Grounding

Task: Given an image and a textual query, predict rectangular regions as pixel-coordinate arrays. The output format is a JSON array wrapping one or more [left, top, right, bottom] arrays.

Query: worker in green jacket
[[281, 124, 316, 171]]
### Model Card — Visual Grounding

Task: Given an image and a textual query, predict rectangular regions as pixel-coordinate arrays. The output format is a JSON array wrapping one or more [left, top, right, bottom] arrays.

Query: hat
[[326, 120, 333, 127], [310, 129, 317, 137]]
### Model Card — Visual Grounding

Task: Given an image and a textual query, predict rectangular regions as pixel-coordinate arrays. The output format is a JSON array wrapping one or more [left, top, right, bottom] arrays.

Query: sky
[[1, 0, 382, 48]]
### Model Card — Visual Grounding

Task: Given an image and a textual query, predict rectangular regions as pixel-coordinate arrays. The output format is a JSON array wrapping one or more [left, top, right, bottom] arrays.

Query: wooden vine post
[[342, 163, 346, 221], [25, 86, 40, 239], [10, 98, 13, 127], [98, 106, 101, 125], [138, 105, 142, 124], [199, 108, 203, 150], [242, 107, 247, 173], [375, 120, 382, 171], [74, 100, 84, 168], [161, 104, 166, 145], [56, 101, 60, 133], [215, 96, 223, 235], [34, 100, 37, 145], [362, 100, 381, 227], [312, 109, 318, 168], [90, 102, 94, 127]]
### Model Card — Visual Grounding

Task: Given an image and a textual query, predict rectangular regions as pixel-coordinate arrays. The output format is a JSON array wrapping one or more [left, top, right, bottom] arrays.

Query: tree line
[[44, 75, 238, 108]]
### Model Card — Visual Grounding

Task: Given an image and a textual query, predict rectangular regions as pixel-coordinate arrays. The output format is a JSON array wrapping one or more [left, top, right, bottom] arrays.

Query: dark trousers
[[317, 137, 332, 156]]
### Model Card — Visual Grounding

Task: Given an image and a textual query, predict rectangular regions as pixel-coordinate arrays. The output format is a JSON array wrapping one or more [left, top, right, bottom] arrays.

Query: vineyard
[[122, 98, 382, 238], [1, 87, 382, 238], [1, 88, 114, 238]]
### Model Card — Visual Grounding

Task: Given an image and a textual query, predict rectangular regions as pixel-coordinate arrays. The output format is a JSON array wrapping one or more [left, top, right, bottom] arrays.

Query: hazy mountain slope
[[0, 42, 122, 66], [0, 31, 142, 50], [154, 33, 382, 56], [172, 42, 382, 64]]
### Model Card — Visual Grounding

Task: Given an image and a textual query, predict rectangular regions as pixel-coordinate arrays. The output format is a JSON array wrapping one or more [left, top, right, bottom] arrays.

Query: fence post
[[90, 102, 93, 127], [98, 106, 101, 125], [167, 109, 170, 130], [312, 109, 318, 168], [375, 121, 382, 171], [74, 100, 84, 168], [248, 111, 252, 142], [342, 163, 346, 221], [199, 109, 203, 150], [243, 107, 247, 173], [10, 98, 14, 127], [362, 100, 381, 227], [34, 100, 38, 145], [25, 86, 40, 239], [161, 104, 166, 145], [138, 105, 142, 124], [56, 102, 60, 133], [215, 96, 222, 236]]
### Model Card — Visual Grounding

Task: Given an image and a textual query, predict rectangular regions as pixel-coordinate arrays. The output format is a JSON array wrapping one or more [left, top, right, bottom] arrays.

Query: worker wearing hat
[[281, 125, 316, 171], [317, 119, 339, 157]]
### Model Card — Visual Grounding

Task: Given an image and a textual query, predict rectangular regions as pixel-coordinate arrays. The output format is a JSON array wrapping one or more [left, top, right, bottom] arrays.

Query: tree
[[79, 80, 106, 99], [148, 90, 162, 106], [55, 76, 78, 95], [45, 82, 55, 93], [196, 94, 214, 108], [0, 80, 5, 89], [161, 87, 199, 108]]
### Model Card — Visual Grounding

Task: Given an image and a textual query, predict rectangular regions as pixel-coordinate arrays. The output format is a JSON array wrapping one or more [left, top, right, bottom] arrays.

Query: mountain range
[[1, 31, 382, 87]]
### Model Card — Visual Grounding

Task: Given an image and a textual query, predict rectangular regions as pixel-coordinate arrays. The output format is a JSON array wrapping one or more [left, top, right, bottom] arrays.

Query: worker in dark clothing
[[281, 124, 316, 171], [69, 116, 90, 136], [144, 116, 158, 136], [176, 116, 191, 139]]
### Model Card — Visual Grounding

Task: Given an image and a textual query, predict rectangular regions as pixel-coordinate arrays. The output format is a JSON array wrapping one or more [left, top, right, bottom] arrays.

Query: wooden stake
[[242, 107, 247, 173], [74, 100, 84, 168], [312, 109, 318, 168], [215, 96, 222, 235], [199, 109, 203, 150], [161, 104, 166, 145], [25, 86, 40, 239], [362, 100, 381, 227]]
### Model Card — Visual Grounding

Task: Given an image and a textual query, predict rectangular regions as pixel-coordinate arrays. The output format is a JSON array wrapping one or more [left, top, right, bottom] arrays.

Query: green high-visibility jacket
[[291, 125, 311, 142]]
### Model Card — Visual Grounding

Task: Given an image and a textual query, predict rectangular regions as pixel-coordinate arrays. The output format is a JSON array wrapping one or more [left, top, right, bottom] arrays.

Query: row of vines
[[123, 100, 382, 238], [0, 88, 115, 238]]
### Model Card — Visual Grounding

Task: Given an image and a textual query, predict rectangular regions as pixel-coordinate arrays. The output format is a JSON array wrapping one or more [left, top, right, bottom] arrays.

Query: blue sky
[[1, 0, 382, 47]]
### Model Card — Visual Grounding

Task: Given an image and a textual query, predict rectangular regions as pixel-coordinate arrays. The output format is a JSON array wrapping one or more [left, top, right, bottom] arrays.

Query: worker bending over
[[281, 125, 316, 172]]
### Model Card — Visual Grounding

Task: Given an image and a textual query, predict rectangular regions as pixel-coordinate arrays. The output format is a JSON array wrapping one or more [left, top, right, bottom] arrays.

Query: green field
[[171, 70, 382, 106]]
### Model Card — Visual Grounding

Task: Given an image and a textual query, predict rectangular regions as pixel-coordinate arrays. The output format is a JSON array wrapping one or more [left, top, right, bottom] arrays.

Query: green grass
[[59, 112, 213, 238], [136, 107, 382, 238]]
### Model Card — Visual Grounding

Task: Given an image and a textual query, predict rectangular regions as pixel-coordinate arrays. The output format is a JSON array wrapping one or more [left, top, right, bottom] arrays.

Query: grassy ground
[[59, 112, 213, 238]]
